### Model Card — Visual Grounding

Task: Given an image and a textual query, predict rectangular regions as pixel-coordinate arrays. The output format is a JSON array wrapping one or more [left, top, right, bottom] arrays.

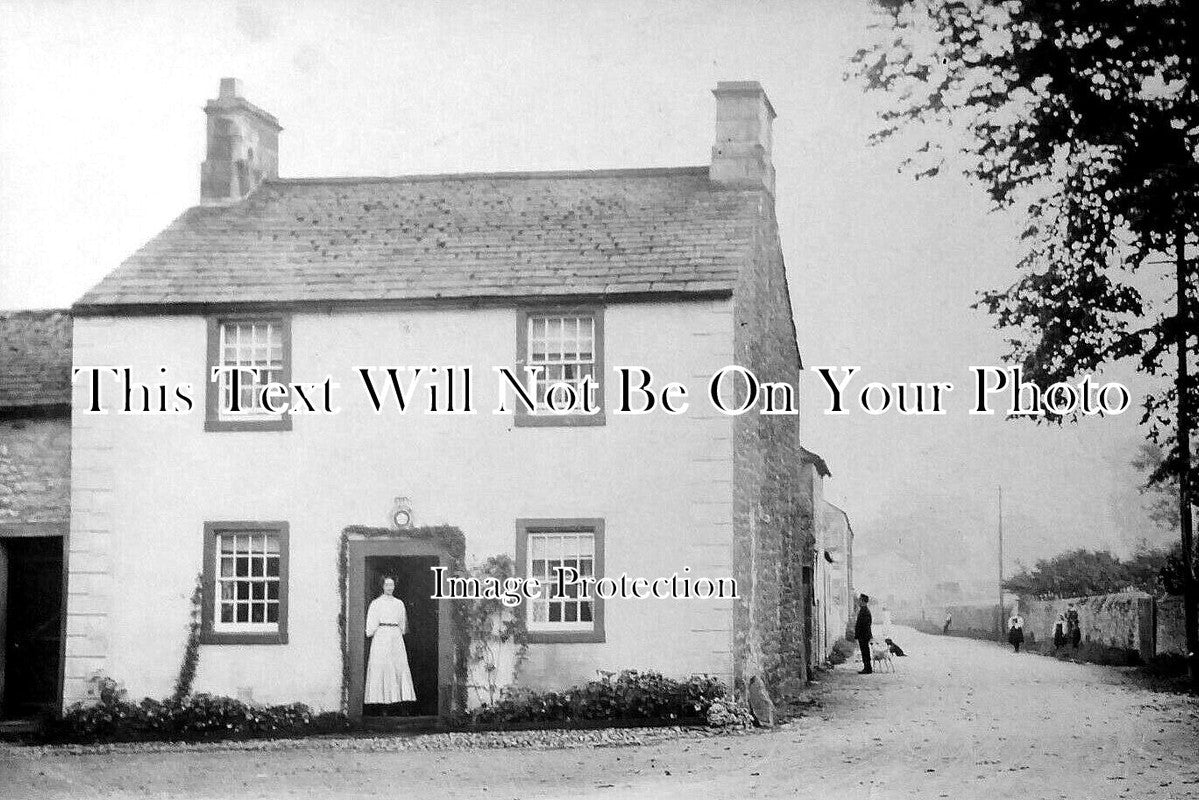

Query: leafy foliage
[[463, 554, 529, 705], [1003, 546, 1175, 598], [703, 697, 756, 730], [46, 675, 352, 744], [852, 0, 1197, 489], [465, 670, 726, 725], [171, 573, 204, 703]]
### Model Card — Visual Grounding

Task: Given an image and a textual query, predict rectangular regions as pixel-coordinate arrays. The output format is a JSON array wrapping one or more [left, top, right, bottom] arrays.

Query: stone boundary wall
[[904, 594, 1187, 665], [901, 603, 1008, 642], [1019, 593, 1154, 664], [1155, 595, 1186, 657]]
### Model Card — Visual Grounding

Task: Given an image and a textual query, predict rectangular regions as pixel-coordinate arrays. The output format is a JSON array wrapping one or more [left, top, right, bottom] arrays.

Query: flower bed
[[42, 678, 352, 745], [40, 670, 754, 745], [459, 669, 751, 730]]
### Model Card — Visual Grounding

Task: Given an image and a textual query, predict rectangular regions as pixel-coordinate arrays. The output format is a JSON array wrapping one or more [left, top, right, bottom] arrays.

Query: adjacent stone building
[[0, 310, 71, 719], [799, 447, 854, 664], [64, 79, 810, 719]]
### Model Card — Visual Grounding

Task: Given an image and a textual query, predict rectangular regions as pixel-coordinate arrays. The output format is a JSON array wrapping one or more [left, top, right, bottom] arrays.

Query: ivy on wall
[[463, 554, 529, 705], [171, 573, 204, 702]]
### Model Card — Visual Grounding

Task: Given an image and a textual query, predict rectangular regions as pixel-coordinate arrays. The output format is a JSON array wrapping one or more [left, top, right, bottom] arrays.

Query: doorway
[[362, 555, 439, 717], [801, 564, 815, 669], [1, 535, 65, 719], [345, 532, 458, 722]]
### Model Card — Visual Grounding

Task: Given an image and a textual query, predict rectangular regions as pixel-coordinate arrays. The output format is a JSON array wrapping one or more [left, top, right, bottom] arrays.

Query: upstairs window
[[515, 309, 605, 427], [206, 315, 292, 431]]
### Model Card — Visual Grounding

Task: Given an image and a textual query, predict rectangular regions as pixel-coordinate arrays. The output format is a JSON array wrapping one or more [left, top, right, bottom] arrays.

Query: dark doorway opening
[[362, 555, 439, 717], [801, 564, 814, 669], [2, 536, 64, 719]]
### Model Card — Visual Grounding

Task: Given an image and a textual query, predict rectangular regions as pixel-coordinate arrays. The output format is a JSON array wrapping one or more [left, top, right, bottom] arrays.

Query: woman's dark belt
[[378, 623, 401, 627]]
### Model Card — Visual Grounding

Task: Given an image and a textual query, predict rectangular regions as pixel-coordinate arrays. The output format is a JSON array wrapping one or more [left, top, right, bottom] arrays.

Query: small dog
[[870, 640, 895, 672]]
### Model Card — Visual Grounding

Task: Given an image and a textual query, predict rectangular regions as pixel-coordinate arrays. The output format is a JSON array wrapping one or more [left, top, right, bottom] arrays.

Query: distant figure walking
[[1007, 613, 1025, 653], [1066, 604, 1081, 649], [855, 594, 874, 674], [943, 611, 952, 635], [1053, 613, 1067, 649]]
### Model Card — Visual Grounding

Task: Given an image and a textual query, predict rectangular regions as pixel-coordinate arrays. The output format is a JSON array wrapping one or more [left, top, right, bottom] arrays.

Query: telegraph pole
[[997, 486, 1004, 640]]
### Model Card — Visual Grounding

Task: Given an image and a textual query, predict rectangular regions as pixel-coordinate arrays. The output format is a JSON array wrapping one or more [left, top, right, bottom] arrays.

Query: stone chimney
[[200, 78, 282, 203], [710, 81, 776, 195]]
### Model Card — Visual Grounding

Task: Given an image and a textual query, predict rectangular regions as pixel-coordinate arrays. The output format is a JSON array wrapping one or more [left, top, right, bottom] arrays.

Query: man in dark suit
[[855, 593, 874, 674]]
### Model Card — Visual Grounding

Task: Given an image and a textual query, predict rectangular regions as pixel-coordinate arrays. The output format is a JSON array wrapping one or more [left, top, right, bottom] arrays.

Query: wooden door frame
[[345, 534, 454, 722], [0, 521, 69, 719]]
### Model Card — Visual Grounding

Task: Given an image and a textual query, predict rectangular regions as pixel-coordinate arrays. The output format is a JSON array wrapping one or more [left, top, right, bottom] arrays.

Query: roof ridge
[[270, 165, 711, 186]]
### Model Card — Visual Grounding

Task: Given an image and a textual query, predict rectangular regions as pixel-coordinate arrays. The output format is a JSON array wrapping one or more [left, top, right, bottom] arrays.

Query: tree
[[1126, 544, 1176, 596], [1003, 547, 1161, 598], [853, 0, 1199, 688]]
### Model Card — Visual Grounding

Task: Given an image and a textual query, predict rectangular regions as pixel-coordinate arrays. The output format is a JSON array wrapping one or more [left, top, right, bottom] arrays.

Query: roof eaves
[[70, 287, 736, 318]]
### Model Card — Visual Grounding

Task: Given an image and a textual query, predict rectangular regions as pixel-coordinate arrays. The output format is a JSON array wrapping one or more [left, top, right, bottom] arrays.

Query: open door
[[345, 532, 457, 723], [362, 555, 440, 717]]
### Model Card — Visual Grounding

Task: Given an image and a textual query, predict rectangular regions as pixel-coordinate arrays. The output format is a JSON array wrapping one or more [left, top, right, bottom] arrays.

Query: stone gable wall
[[0, 416, 70, 525], [731, 193, 807, 694]]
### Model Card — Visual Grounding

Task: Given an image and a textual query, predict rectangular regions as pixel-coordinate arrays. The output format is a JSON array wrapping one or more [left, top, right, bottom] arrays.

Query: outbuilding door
[[0, 532, 66, 719]]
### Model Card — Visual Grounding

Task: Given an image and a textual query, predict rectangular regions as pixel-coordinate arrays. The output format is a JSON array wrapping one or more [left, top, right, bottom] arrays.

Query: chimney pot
[[710, 81, 776, 195], [218, 77, 243, 100]]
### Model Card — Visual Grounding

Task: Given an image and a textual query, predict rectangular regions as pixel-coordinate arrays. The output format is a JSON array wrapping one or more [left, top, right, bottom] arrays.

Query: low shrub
[[828, 639, 856, 666], [44, 676, 352, 744], [703, 697, 755, 730], [467, 669, 727, 725]]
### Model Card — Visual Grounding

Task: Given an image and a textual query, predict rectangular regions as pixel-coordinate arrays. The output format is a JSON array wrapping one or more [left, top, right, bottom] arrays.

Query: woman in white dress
[[365, 576, 416, 704]]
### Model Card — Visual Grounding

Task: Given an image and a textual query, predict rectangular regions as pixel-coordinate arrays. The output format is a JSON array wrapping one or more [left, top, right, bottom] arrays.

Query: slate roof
[[76, 167, 763, 311], [0, 309, 72, 410]]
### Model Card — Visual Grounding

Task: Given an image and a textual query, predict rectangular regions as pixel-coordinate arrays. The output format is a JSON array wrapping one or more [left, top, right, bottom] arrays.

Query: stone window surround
[[204, 313, 293, 432], [515, 518, 606, 644], [514, 307, 605, 427], [200, 521, 289, 645]]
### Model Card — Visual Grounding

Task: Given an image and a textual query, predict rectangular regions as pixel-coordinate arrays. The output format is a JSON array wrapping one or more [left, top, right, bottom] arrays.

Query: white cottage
[[65, 79, 811, 720]]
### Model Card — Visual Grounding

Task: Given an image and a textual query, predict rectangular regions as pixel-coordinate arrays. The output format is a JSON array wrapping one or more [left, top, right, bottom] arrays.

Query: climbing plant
[[463, 554, 529, 705], [171, 573, 204, 702]]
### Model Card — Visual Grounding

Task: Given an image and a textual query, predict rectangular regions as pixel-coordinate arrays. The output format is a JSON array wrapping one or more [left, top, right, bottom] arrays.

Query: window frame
[[205, 314, 293, 432], [515, 518, 605, 644], [514, 307, 605, 427], [200, 521, 290, 645]]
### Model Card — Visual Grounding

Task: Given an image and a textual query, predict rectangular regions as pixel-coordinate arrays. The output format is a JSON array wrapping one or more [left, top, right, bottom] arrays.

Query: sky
[[0, 0, 1174, 596]]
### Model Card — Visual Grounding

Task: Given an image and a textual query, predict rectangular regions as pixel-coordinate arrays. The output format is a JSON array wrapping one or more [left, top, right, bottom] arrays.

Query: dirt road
[[4, 627, 1198, 799]]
